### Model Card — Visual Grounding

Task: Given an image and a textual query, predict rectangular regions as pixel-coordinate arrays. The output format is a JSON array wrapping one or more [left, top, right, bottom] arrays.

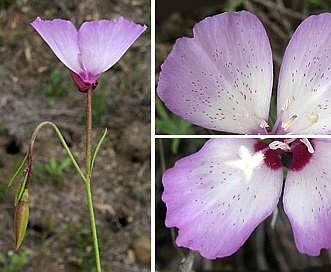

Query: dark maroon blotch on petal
[[254, 141, 282, 170], [289, 139, 314, 171], [69, 70, 98, 93]]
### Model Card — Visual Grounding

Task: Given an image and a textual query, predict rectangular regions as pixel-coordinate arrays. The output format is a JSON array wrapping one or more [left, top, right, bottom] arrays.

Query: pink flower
[[162, 138, 331, 259], [31, 17, 147, 92], [157, 11, 331, 134]]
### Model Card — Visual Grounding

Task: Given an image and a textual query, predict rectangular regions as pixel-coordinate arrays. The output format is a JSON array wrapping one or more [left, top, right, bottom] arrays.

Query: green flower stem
[[86, 89, 92, 179], [26, 90, 102, 271], [85, 88, 102, 272], [29, 121, 86, 183]]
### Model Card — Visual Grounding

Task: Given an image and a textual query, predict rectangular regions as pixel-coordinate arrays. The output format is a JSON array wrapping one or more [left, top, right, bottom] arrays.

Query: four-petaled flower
[[157, 11, 331, 135], [31, 17, 147, 92], [162, 138, 331, 259]]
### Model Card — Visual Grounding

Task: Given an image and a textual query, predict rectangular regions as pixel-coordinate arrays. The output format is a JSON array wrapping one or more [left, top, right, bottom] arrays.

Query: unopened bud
[[14, 189, 29, 251]]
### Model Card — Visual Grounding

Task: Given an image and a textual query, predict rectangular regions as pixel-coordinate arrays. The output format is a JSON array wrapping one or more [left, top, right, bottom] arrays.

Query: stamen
[[269, 141, 291, 151], [300, 138, 314, 154], [224, 146, 264, 184], [270, 98, 291, 134], [285, 114, 319, 135], [281, 115, 297, 131], [281, 98, 291, 112], [253, 114, 269, 129], [259, 119, 269, 129], [284, 138, 296, 144]]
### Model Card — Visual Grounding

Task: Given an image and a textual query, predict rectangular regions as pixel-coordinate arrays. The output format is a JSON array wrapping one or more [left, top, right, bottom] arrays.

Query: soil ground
[[0, 0, 150, 271]]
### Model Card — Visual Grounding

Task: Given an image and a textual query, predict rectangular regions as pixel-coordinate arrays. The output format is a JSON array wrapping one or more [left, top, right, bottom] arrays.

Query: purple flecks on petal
[[78, 17, 147, 79], [157, 11, 273, 134], [284, 139, 331, 256], [162, 139, 283, 259], [277, 13, 331, 134], [31, 17, 146, 85]]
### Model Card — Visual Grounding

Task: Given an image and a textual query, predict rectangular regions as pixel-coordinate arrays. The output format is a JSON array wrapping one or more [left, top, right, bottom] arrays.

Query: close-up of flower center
[[253, 138, 315, 172]]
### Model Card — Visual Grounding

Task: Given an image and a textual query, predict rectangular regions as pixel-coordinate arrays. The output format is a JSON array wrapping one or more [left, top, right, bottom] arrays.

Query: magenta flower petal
[[277, 13, 331, 134], [31, 16, 146, 92], [78, 17, 147, 83], [162, 139, 283, 259], [157, 11, 273, 134], [31, 17, 81, 74], [283, 139, 331, 256]]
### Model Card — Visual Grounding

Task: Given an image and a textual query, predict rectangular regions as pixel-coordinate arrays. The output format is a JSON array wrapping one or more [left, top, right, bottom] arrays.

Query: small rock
[[125, 249, 136, 265], [132, 236, 151, 265]]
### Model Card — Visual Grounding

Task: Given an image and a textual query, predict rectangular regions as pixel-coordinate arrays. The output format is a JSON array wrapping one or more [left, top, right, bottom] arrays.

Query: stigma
[[224, 146, 264, 184]]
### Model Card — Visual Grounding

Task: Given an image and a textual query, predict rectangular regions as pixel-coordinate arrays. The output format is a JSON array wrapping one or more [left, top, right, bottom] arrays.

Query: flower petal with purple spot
[[283, 139, 331, 256], [31, 17, 146, 91], [162, 139, 283, 259], [31, 17, 81, 74], [277, 13, 331, 134], [157, 11, 273, 134], [78, 17, 147, 83]]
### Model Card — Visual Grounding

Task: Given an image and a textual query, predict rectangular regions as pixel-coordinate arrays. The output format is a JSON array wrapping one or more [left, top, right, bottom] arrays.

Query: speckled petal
[[283, 139, 331, 256], [157, 11, 273, 134], [162, 139, 283, 259], [277, 13, 331, 134], [31, 17, 82, 74], [77, 17, 147, 83]]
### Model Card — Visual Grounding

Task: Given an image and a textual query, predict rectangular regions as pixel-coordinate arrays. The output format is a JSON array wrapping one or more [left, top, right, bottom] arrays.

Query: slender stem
[[27, 121, 86, 187], [85, 180, 101, 271], [86, 89, 92, 179], [85, 89, 102, 272]]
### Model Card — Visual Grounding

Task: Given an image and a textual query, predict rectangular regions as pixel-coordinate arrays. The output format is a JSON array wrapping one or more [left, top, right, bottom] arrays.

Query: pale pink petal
[[157, 11, 273, 134], [162, 139, 283, 259], [277, 13, 331, 134], [30, 17, 82, 74], [283, 139, 331, 255], [77, 17, 147, 82]]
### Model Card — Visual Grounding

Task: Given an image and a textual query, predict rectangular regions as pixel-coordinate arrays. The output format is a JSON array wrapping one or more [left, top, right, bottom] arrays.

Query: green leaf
[[14, 189, 29, 251], [60, 157, 72, 170], [8, 153, 28, 188], [155, 99, 169, 121], [90, 128, 107, 175], [171, 138, 181, 154], [49, 157, 57, 170], [155, 100, 195, 135], [51, 68, 62, 86]]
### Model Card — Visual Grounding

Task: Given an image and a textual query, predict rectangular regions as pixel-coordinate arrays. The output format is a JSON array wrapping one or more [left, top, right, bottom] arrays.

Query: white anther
[[281, 115, 297, 130], [259, 119, 269, 129], [254, 114, 269, 129], [307, 113, 319, 124]]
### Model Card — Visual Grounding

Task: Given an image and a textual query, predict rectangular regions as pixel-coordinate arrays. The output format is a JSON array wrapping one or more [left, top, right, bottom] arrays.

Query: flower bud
[[14, 189, 29, 251]]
